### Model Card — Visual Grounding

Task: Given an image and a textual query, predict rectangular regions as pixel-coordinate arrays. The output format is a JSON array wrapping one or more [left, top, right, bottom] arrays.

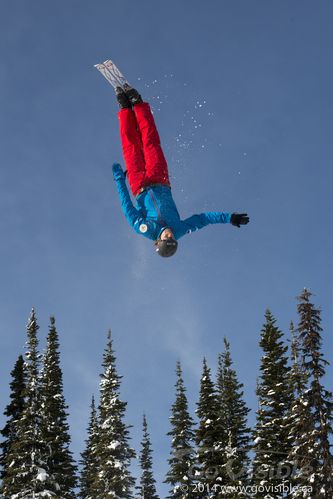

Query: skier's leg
[[133, 102, 170, 187], [118, 108, 146, 196]]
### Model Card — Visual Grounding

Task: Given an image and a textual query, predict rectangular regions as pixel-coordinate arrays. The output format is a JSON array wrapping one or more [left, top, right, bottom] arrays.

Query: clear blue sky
[[1, 0, 332, 495]]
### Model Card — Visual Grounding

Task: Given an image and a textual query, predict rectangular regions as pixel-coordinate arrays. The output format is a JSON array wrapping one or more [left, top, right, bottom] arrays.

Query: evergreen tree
[[196, 358, 223, 495], [1, 309, 53, 498], [93, 330, 135, 497], [287, 321, 315, 498], [79, 396, 100, 499], [165, 361, 198, 498], [289, 289, 333, 497], [39, 316, 77, 497], [0, 355, 26, 489], [136, 414, 159, 499], [216, 338, 251, 494], [252, 310, 293, 498]]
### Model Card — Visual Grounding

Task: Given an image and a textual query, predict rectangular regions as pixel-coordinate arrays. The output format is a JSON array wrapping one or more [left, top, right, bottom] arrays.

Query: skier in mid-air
[[111, 84, 249, 257]]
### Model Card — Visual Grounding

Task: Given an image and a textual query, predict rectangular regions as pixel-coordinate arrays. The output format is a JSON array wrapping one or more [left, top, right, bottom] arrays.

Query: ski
[[94, 59, 129, 90]]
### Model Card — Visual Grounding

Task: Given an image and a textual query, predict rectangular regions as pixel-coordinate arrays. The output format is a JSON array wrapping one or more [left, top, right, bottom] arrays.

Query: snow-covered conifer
[[0, 355, 26, 490], [252, 310, 293, 497], [216, 338, 251, 491], [165, 361, 198, 498], [79, 396, 100, 499], [288, 290, 333, 497], [286, 321, 314, 498], [93, 330, 135, 497], [1, 309, 53, 498], [39, 316, 77, 497], [196, 358, 223, 492], [136, 414, 159, 499]]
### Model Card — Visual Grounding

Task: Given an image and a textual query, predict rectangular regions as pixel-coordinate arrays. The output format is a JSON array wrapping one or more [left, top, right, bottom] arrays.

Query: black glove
[[231, 213, 249, 228]]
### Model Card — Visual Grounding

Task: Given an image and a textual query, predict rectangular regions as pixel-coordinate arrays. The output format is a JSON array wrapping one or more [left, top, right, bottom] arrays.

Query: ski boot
[[124, 84, 143, 105], [116, 87, 131, 109]]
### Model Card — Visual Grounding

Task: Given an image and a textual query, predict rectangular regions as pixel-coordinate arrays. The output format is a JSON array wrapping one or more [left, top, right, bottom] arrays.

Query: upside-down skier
[[111, 84, 249, 258]]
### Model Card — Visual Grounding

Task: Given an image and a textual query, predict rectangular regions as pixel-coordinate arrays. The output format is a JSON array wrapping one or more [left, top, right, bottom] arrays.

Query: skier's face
[[160, 228, 175, 241]]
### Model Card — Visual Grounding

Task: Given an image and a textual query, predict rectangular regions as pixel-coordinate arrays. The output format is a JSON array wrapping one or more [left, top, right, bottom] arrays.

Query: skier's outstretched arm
[[112, 163, 142, 228], [178, 212, 249, 237], [183, 212, 231, 233]]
